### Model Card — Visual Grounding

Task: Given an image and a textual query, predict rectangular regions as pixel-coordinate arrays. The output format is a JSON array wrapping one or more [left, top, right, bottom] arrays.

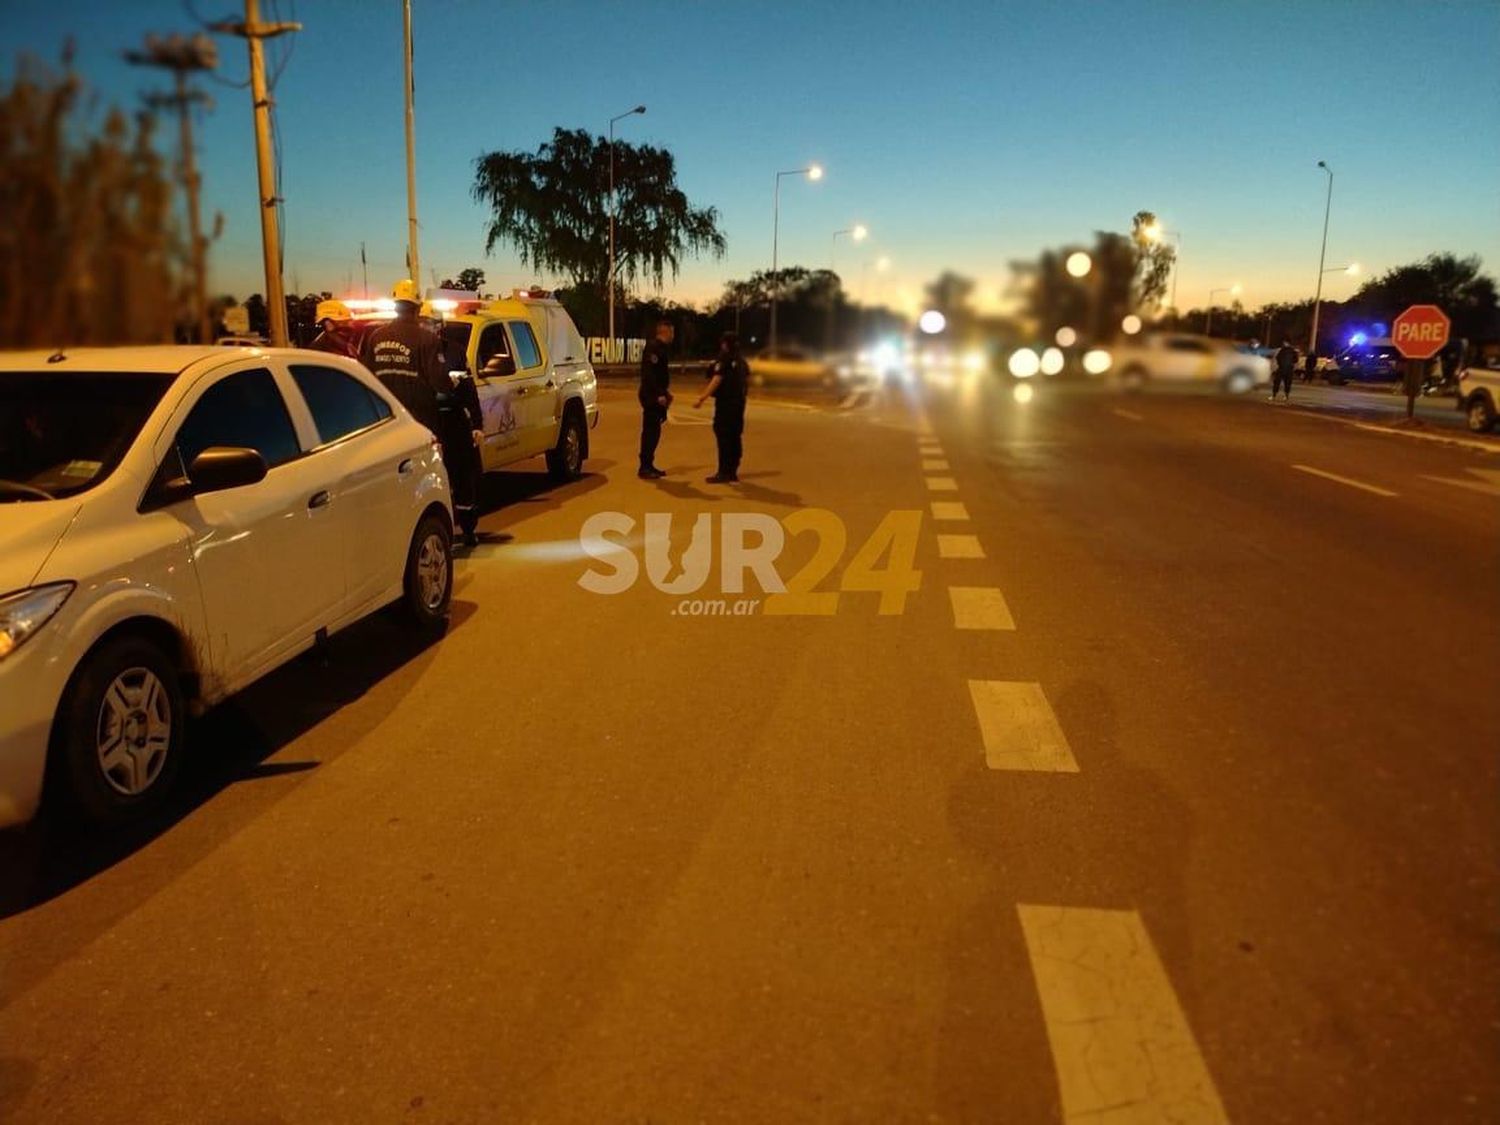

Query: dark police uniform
[[1273, 344, 1298, 399], [361, 315, 483, 541], [708, 351, 750, 480], [638, 337, 671, 472]]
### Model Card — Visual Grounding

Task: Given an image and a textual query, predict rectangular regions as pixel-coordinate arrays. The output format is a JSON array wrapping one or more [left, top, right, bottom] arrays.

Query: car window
[[476, 323, 511, 375], [0, 370, 174, 501], [175, 367, 301, 470], [1166, 339, 1209, 353], [509, 321, 543, 370], [440, 322, 473, 372], [290, 364, 391, 445]]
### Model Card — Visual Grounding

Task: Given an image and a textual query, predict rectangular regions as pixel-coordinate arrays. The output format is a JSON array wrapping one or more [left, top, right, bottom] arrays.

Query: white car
[[1111, 333, 1271, 393], [0, 346, 453, 828], [1457, 359, 1500, 432]]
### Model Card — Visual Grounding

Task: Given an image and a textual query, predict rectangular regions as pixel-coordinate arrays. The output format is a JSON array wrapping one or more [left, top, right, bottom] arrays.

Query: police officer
[[694, 331, 750, 483], [309, 299, 355, 357], [360, 279, 484, 546], [1271, 339, 1298, 402], [638, 318, 674, 478]]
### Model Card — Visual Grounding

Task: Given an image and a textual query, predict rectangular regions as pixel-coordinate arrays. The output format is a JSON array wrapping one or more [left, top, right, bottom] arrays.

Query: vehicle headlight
[[0, 582, 74, 662]]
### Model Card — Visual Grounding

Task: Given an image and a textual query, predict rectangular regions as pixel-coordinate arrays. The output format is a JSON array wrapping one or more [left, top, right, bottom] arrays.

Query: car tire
[[399, 512, 452, 629], [546, 408, 586, 481], [1466, 393, 1496, 433], [51, 634, 185, 825], [1120, 365, 1147, 391], [1225, 368, 1255, 395]]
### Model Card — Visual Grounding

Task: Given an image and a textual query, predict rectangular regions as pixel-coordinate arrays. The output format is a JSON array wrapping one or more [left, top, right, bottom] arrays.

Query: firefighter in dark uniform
[[638, 318, 674, 478], [309, 300, 356, 357], [694, 331, 750, 483], [360, 279, 484, 546]]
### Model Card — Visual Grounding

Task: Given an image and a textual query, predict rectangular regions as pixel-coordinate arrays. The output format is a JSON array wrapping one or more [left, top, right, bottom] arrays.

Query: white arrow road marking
[[937, 534, 985, 559], [1420, 467, 1500, 496], [1018, 905, 1229, 1124], [948, 587, 1015, 630], [967, 681, 1078, 772], [1291, 464, 1398, 497]]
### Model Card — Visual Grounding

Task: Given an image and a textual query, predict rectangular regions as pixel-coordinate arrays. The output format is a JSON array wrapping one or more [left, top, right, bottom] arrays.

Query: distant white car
[[1111, 333, 1270, 393], [1457, 360, 1500, 432], [0, 346, 453, 828]]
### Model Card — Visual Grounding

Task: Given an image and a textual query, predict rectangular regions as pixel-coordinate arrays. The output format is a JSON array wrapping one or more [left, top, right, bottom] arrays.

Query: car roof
[[0, 345, 347, 374]]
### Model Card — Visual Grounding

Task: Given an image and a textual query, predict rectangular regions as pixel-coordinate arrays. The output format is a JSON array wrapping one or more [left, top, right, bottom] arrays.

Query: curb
[[1286, 405, 1500, 454]]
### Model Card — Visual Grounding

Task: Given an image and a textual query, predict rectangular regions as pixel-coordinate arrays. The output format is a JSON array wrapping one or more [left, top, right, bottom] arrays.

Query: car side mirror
[[482, 354, 516, 378], [188, 446, 268, 494]]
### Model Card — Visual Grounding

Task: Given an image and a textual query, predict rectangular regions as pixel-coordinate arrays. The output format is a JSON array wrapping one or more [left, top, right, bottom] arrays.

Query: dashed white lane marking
[[1111, 408, 1144, 422], [937, 534, 985, 559], [925, 476, 959, 491], [930, 501, 970, 521], [1291, 463, 1398, 498], [1420, 467, 1500, 496], [948, 587, 1015, 630], [922, 458, 950, 471], [966, 681, 1078, 772], [1018, 905, 1229, 1124]]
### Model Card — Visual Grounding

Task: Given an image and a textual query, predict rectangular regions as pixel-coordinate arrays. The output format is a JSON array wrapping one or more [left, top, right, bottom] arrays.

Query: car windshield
[[0, 370, 174, 501]]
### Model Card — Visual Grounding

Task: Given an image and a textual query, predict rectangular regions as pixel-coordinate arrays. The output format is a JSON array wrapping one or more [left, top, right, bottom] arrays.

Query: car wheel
[[52, 634, 184, 825], [400, 512, 452, 629], [1120, 365, 1147, 391], [1466, 394, 1496, 433], [546, 409, 586, 481], [1225, 368, 1254, 395]]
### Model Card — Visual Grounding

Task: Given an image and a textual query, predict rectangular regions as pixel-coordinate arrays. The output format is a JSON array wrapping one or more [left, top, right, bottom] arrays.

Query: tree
[[0, 50, 184, 346], [472, 127, 726, 327], [1346, 253, 1497, 342], [1130, 210, 1175, 310], [441, 267, 486, 293]]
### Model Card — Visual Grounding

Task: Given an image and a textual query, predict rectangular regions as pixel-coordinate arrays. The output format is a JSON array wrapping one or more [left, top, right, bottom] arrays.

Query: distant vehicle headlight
[[1008, 349, 1041, 378], [0, 582, 74, 662], [1082, 349, 1113, 375]]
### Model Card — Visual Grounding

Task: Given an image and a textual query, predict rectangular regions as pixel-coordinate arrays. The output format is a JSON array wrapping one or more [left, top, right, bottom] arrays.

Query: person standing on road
[[309, 300, 356, 358], [694, 331, 750, 483], [360, 279, 485, 546], [638, 319, 674, 479], [1272, 339, 1298, 402]]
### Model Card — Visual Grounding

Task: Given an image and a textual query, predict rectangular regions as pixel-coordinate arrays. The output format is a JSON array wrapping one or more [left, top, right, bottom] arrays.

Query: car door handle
[[544, 380, 556, 389], [308, 490, 332, 510], [398, 458, 413, 476]]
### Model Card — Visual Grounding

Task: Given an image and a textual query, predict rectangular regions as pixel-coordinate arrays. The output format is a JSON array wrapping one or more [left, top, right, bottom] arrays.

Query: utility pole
[[126, 33, 217, 345], [403, 0, 420, 291], [212, 1, 300, 347]]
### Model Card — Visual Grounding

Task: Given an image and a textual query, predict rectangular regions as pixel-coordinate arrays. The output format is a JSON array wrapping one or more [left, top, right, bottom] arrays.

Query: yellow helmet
[[391, 278, 421, 304], [315, 299, 351, 324]]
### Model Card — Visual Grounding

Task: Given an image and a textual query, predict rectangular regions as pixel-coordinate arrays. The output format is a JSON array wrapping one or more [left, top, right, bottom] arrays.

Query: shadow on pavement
[[0, 600, 476, 924]]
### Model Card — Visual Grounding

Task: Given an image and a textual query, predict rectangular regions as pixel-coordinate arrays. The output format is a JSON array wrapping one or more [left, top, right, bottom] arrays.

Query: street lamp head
[[1231, 283, 1243, 296], [632, 104, 646, 115], [807, 164, 824, 181], [1317, 159, 1327, 169], [876, 256, 891, 272], [1143, 221, 1163, 242], [1346, 262, 1360, 275], [852, 224, 868, 241], [1065, 251, 1092, 278]]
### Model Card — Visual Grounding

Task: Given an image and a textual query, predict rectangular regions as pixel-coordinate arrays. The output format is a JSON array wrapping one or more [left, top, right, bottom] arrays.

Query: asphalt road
[[1, 375, 1495, 1123]]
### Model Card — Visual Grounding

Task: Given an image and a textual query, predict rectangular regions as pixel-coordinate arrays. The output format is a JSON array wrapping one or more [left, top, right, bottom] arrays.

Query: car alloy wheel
[[562, 422, 582, 475], [1467, 398, 1494, 433], [415, 529, 449, 611], [96, 666, 173, 797]]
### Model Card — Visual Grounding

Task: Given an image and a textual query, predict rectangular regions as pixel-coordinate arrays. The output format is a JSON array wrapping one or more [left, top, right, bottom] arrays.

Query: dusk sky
[[7, 0, 1499, 315]]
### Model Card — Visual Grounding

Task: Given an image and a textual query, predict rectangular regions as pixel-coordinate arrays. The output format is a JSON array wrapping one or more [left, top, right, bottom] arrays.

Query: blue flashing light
[[1349, 332, 1368, 346]]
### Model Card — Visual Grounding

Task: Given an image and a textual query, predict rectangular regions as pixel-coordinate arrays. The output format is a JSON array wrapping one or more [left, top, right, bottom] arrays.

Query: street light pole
[[215, 0, 300, 347], [402, 0, 420, 290], [1205, 284, 1241, 337], [607, 104, 645, 350], [770, 164, 822, 355], [1309, 160, 1334, 357], [826, 224, 866, 352]]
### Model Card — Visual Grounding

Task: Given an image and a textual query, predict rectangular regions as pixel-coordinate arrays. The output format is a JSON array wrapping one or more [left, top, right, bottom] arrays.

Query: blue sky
[[6, 0, 1498, 313]]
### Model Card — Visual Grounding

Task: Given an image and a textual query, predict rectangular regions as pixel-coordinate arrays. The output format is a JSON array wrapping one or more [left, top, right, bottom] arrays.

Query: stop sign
[[1391, 304, 1450, 360]]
